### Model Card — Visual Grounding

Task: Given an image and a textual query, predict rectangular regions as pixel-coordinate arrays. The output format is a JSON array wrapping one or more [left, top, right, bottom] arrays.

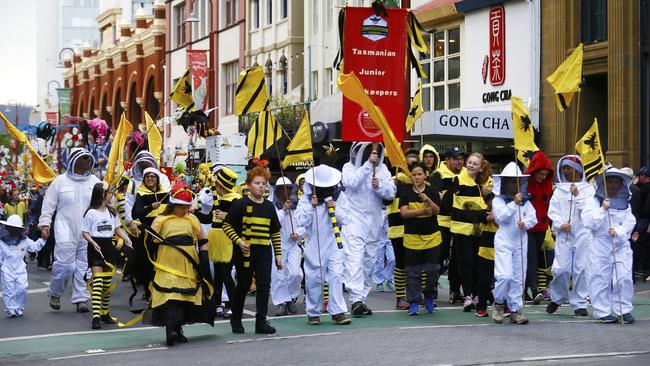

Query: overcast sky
[[0, 0, 38, 106]]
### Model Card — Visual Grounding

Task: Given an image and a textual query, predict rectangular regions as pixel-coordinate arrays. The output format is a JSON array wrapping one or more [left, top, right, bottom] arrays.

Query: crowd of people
[[0, 142, 648, 346]]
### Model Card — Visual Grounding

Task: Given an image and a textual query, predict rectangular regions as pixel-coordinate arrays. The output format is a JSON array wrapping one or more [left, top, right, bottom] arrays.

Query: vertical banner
[[489, 5, 505, 86], [188, 50, 209, 111], [57, 88, 72, 118], [342, 7, 408, 142], [45, 112, 58, 125]]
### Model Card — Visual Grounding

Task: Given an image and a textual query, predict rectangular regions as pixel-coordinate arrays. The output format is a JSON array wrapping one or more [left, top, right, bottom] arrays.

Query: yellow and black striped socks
[[323, 282, 329, 302], [91, 277, 104, 318], [101, 276, 113, 315], [394, 267, 406, 299]]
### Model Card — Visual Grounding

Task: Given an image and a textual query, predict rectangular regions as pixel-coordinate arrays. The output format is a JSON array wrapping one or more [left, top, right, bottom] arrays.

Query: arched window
[[114, 89, 123, 128], [145, 77, 159, 120], [278, 54, 288, 95], [101, 92, 110, 127], [265, 57, 273, 95], [129, 81, 141, 126]]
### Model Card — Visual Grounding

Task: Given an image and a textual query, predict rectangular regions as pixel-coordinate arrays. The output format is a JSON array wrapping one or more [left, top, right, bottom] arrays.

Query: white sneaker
[[463, 296, 475, 312]]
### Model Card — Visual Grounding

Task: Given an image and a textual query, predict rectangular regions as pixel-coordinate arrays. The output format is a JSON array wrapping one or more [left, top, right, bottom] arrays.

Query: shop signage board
[[412, 110, 514, 139]]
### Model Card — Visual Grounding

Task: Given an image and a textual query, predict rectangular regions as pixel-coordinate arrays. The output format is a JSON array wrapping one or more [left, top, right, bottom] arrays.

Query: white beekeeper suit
[[341, 142, 395, 312], [547, 155, 594, 312], [582, 168, 636, 321], [124, 151, 171, 227], [294, 165, 349, 318], [39, 148, 100, 306], [0, 215, 46, 317], [492, 162, 537, 313], [271, 177, 305, 308]]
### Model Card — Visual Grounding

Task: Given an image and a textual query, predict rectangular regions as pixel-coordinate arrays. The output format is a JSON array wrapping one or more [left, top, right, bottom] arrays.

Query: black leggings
[[455, 234, 480, 297], [231, 245, 272, 322], [476, 256, 494, 311], [213, 262, 236, 306]]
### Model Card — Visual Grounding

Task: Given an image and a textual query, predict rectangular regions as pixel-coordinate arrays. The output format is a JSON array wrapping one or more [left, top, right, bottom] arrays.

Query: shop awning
[[413, 0, 462, 24]]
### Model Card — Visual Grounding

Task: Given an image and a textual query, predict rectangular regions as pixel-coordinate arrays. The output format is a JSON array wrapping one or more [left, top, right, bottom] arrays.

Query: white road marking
[[399, 324, 492, 330], [47, 346, 167, 360], [520, 351, 648, 361], [226, 332, 341, 344]]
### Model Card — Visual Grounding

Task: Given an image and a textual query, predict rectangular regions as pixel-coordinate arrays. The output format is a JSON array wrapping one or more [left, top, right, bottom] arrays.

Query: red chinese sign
[[489, 5, 505, 86], [342, 7, 407, 142]]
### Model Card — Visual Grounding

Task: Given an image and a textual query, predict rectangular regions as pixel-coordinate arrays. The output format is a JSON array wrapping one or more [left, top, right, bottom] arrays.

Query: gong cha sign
[[342, 7, 407, 142]]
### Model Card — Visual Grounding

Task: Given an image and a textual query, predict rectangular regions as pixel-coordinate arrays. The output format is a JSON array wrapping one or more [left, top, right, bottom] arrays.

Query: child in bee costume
[[546, 155, 594, 317], [582, 168, 636, 323], [491, 162, 537, 325], [294, 165, 352, 325], [0, 215, 46, 317], [271, 177, 305, 316]]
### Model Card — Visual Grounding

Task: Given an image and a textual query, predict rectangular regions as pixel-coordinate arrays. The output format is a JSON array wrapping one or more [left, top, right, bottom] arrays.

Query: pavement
[[1, 260, 650, 365]]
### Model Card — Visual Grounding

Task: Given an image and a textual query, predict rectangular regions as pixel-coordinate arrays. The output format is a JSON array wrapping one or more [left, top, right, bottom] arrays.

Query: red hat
[[169, 182, 193, 205]]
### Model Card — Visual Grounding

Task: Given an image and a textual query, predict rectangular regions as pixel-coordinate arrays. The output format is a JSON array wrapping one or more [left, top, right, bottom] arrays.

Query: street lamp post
[[57, 48, 77, 173]]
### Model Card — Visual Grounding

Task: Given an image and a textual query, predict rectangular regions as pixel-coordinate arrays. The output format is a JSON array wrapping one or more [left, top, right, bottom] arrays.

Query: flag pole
[[514, 147, 526, 309], [273, 135, 296, 235]]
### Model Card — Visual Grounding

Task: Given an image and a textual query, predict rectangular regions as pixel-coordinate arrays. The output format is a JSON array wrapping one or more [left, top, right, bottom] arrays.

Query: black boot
[[255, 320, 276, 334], [175, 326, 188, 343], [165, 325, 178, 346], [230, 316, 245, 334]]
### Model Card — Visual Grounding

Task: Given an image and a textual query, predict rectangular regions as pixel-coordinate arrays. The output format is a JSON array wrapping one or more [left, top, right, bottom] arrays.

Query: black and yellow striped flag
[[236, 66, 270, 116], [282, 112, 313, 169], [575, 118, 605, 183], [170, 68, 196, 112], [247, 110, 282, 157]]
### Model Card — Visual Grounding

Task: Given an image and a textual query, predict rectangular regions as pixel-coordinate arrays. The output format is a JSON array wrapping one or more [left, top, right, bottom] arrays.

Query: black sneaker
[[361, 303, 373, 316], [351, 301, 366, 316], [100, 314, 116, 324], [524, 292, 533, 304], [49, 295, 61, 310], [91, 317, 101, 330], [175, 326, 188, 343], [165, 325, 177, 346], [546, 302, 560, 314], [230, 317, 245, 334], [622, 313, 635, 324], [574, 308, 588, 317], [255, 321, 276, 334], [76, 302, 89, 313]]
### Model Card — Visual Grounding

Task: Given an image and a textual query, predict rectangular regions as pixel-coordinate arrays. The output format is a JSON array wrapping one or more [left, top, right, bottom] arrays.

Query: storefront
[[411, 0, 541, 167]]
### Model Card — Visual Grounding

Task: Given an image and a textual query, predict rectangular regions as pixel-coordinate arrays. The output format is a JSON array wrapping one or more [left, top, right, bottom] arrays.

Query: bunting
[[282, 112, 313, 169], [0, 112, 56, 183], [546, 43, 583, 112], [236, 66, 270, 116], [511, 96, 539, 167], [575, 118, 605, 183]]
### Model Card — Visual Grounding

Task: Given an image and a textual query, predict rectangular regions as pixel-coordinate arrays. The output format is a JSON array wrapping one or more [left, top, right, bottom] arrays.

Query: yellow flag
[[105, 113, 133, 185], [405, 81, 424, 131], [236, 66, 270, 116], [0, 112, 56, 183], [170, 68, 197, 112], [575, 118, 605, 183], [511, 96, 539, 167], [282, 112, 313, 169], [247, 110, 282, 158], [546, 43, 583, 112], [145, 112, 162, 165], [337, 72, 409, 176]]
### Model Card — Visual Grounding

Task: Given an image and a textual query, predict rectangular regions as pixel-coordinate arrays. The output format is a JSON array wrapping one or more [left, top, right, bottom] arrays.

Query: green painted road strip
[[2, 302, 649, 361]]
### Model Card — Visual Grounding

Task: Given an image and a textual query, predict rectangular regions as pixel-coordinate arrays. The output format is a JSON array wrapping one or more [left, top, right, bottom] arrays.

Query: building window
[[281, 0, 288, 19], [312, 0, 318, 35], [420, 27, 460, 111], [326, 0, 333, 31], [252, 0, 260, 29], [311, 71, 318, 100], [192, 0, 211, 40], [279, 56, 288, 95], [326, 67, 334, 96], [226, 0, 237, 25], [174, 2, 186, 47], [267, 0, 273, 25], [581, 0, 607, 43], [225, 61, 239, 115]]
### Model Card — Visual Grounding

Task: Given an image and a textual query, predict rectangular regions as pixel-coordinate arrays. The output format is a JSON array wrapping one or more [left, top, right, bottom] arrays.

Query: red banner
[[45, 111, 58, 125], [188, 50, 209, 111], [489, 5, 505, 86], [342, 7, 407, 142]]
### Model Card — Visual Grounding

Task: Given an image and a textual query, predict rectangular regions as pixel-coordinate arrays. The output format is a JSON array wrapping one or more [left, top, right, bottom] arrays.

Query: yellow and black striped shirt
[[399, 185, 442, 250], [450, 170, 488, 236], [223, 196, 282, 257], [478, 221, 498, 260], [431, 163, 461, 229]]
